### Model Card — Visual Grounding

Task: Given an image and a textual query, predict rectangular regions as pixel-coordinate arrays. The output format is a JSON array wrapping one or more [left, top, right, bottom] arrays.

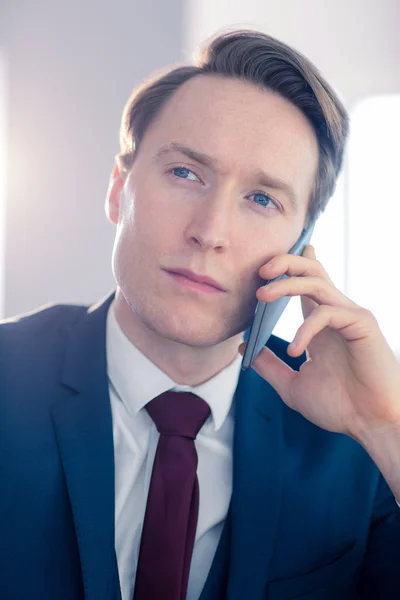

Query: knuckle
[[314, 280, 327, 298], [359, 307, 377, 324], [313, 259, 323, 272], [312, 260, 329, 280]]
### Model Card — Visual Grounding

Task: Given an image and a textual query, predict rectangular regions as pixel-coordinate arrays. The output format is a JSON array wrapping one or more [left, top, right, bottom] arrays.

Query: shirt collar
[[106, 300, 243, 431]]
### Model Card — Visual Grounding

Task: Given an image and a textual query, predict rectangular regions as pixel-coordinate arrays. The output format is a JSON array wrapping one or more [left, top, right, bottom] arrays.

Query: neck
[[112, 288, 243, 387]]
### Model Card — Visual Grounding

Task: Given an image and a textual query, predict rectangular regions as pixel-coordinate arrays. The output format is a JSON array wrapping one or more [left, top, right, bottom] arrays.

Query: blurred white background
[[0, 0, 399, 350]]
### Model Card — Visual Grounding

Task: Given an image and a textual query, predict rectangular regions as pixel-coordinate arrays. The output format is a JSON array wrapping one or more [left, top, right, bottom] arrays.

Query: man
[[1, 28, 400, 600]]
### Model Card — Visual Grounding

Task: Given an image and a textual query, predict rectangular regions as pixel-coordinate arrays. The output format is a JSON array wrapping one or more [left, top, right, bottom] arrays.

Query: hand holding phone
[[241, 224, 315, 371]]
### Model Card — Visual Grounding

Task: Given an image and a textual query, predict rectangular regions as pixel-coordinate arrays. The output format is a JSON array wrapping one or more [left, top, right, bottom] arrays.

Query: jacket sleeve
[[357, 473, 400, 598]]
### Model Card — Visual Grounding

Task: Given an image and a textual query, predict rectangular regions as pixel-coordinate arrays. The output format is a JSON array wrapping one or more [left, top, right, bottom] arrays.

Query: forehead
[[141, 75, 318, 201]]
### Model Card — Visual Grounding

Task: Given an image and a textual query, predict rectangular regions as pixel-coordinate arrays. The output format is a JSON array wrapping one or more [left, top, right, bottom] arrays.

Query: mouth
[[163, 268, 227, 294]]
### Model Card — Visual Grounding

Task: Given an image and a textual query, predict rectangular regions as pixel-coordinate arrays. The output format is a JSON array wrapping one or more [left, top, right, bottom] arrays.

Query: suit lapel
[[227, 367, 285, 599], [199, 505, 232, 599], [49, 290, 292, 600], [51, 292, 121, 600]]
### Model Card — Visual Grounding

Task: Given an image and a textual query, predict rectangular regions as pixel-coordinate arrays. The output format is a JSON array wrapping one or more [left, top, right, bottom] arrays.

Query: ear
[[105, 160, 127, 225]]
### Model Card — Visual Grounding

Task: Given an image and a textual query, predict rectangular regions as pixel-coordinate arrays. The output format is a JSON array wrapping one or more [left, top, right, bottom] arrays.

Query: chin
[[144, 308, 233, 347]]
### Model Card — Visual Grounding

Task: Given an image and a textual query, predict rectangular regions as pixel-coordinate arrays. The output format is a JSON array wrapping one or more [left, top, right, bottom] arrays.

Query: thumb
[[240, 343, 296, 407]]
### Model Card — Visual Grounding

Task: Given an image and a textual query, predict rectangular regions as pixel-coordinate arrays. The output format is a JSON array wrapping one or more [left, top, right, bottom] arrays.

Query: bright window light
[[0, 54, 6, 320], [347, 95, 400, 351]]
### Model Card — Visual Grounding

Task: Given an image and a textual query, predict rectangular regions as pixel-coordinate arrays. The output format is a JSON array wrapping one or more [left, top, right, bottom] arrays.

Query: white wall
[[185, 0, 400, 108], [1, 0, 400, 318], [1, 0, 184, 317], [0, 51, 7, 319]]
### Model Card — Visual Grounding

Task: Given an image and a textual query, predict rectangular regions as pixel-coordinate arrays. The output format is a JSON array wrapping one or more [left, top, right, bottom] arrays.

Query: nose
[[184, 191, 233, 252]]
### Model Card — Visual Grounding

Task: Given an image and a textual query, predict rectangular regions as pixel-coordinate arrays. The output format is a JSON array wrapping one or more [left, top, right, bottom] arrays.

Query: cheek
[[114, 198, 180, 280], [237, 239, 273, 283], [244, 223, 303, 270], [234, 226, 300, 299], [131, 179, 183, 239], [118, 187, 159, 246]]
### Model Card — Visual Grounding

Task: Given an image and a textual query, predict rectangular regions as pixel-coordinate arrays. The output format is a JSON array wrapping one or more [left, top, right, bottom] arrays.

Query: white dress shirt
[[106, 301, 243, 600]]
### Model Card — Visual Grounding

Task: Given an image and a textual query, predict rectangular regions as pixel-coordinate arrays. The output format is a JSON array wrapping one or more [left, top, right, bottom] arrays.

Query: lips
[[164, 268, 227, 292]]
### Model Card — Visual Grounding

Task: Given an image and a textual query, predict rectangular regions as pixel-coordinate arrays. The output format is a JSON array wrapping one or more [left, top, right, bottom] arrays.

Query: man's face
[[107, 75, 319, 347]]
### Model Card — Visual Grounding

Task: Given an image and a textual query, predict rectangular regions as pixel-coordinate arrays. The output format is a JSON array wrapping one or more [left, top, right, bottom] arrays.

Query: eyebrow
[[154, 142, 298, 212]]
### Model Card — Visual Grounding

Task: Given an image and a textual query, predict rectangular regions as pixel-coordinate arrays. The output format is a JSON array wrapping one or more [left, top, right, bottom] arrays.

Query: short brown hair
[[119, 29, 349, 221]]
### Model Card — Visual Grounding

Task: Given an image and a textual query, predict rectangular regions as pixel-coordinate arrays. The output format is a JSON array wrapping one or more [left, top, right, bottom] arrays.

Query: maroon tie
[[133, 391, 211, 600]]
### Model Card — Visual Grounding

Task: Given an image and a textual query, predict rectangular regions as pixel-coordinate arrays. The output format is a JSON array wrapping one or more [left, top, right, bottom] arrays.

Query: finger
[[302, 244, 317, 260], [239, 342, 298, 408], [257, 275, 356, 309], [259, 247, 333, 283], [287, 305, 376, 356]]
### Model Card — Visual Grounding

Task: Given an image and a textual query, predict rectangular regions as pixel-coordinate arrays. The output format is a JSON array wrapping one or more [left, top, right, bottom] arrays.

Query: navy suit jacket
[[1, 291, 400, 600]]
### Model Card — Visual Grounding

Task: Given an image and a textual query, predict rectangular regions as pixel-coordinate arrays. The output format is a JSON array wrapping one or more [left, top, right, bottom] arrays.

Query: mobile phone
[[241, 223, 315, 371]]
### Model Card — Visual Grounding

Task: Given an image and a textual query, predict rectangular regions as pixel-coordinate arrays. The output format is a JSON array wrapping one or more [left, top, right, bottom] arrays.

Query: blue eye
[[172, 167, 198, 181], [251, 192, 274, 208]]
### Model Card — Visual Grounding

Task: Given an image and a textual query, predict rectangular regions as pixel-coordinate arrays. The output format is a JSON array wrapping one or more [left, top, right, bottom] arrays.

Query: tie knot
[[146, 391, 211, 439]]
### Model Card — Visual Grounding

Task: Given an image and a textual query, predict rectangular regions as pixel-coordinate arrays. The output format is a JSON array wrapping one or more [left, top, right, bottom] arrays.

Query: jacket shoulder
[[0, 300, 88, 349], [0, 301, 90, 393], [0, 300, 88, 332]]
